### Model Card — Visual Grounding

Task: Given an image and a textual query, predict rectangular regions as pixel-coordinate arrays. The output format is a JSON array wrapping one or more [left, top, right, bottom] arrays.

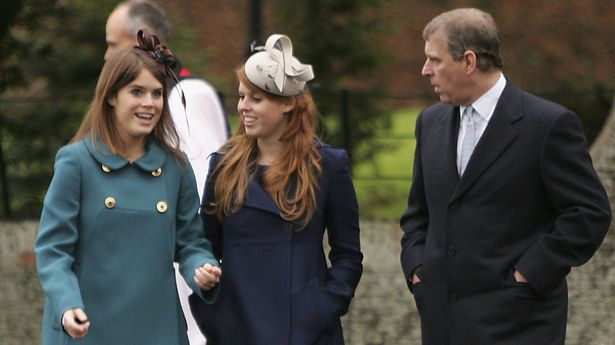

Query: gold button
[[104, 197, 116, 209], [156, 201, 168, 213], [102, 165, 111, 173], [152, 168, 162, 177]]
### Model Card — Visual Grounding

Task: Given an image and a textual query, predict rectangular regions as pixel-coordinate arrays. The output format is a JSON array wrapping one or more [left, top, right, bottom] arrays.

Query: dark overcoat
[[400, 80, 611, 345], [190, 145, 363, 345], [35, 138, 219, 345]]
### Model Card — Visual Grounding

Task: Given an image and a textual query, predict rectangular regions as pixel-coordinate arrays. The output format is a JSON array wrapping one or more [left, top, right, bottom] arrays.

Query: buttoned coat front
[[400, 80, 611, 345], [190, 145, 363, 345], [35, 138, 219, 345]]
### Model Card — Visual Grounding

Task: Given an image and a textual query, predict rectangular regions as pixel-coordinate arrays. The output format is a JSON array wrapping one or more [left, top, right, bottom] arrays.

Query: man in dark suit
[[400, 8, 611, 345]]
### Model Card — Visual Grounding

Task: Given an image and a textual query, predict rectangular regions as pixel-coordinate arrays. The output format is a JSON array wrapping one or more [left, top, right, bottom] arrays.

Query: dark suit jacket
[[400, 80, 611, 345], [190, 145, 363, 345]]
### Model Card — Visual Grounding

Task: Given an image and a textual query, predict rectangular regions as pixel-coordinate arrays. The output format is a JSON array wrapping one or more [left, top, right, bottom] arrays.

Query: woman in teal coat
[[189, 34, 363, 345], [35, 31, 221, 345]]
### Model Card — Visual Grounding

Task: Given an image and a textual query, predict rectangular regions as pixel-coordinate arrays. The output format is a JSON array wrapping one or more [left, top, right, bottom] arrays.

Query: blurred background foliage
[[0, 0, 111, 216], [1, 0, 614, 219]]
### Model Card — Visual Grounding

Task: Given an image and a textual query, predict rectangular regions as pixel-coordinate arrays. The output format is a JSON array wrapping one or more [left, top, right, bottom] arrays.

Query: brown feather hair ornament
[[134, 29, 186, 111]]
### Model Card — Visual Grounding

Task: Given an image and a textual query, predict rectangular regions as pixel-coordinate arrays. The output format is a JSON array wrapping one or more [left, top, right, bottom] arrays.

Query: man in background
[[400, 7, 611, 345], [105, 1, 229, 344]]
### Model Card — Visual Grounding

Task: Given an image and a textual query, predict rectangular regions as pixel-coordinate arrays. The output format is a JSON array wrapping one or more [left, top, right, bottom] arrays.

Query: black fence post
[[340, 89, 353, 170], [247, 0, 262, 58], [0, 115, 11, 217]]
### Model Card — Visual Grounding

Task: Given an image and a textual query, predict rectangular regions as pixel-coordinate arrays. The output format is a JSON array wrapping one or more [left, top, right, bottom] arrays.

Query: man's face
[[104, 6, 136, 61], [421, 29, 470, 105]]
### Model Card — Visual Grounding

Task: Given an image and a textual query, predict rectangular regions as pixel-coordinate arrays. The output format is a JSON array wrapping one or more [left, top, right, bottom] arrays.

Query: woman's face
[[237, 81, 294, 143], [109, 68, 163, 146]]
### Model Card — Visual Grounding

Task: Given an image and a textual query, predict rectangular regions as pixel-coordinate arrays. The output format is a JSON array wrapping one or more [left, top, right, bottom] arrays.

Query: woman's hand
[[194, 263, 222, 290], [62, 307, 90, 338]]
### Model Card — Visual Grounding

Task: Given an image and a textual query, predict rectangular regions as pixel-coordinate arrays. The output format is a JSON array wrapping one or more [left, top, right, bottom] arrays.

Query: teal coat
[[35, 138, 219, 345]]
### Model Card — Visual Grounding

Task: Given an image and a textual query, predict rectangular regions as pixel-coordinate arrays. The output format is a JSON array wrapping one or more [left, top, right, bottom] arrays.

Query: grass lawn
[[352, 107, 418, 220], [227, 106, 420, 220]]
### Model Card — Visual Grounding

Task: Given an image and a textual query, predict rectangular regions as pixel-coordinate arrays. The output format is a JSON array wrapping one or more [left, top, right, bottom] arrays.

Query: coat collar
[[215, 144, 330, 218], [208, 152, 282, 217], [450, 79, 524, 202], [83, 137, 167, 173], [244, 176, 282, 216]]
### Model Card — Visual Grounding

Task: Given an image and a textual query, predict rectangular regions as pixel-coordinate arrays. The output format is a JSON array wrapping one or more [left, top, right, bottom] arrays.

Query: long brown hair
[[211, 66, 322, 228], [70, 47, 183, 161]]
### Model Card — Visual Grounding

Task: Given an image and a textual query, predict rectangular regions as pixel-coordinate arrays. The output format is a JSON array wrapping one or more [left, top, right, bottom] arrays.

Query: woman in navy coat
[[189, 34, 363, 345], [35, 31, 221, 345]]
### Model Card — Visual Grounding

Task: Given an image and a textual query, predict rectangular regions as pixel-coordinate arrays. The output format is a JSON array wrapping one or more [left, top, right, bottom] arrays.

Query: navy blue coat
[[400, 80, 611, 345], [190, 145, 363, 345]]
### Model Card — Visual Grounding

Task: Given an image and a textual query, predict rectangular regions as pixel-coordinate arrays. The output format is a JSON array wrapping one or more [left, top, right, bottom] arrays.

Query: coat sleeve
[[399, 112, 428, 291], [35, 146, 84, 322], [323, 148, 363, 316], [174, 160, 220, 303], [515, 110, 611, 296]]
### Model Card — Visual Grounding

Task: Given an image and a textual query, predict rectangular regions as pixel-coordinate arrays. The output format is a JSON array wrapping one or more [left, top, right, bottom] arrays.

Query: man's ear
[[464, 50, 477, 74]]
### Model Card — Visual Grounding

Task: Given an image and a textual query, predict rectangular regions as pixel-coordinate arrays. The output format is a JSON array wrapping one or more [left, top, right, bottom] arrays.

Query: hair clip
[[135, 30, 178, 81], [250, 40, 266, 54]]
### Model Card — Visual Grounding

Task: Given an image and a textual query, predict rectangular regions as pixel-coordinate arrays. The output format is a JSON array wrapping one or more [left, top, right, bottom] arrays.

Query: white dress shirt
[[456, 73, 507, 171], [168, 78, 229, 345]]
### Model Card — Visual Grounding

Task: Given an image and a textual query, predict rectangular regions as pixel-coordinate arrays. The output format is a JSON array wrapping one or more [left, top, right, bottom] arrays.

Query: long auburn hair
[[70, 47, 183, 161], [210, 66, 322, 228]]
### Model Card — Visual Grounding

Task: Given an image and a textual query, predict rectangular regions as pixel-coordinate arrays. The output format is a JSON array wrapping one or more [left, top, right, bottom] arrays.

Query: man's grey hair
[[423, 8, 503, 71], [122, 0, 171, 44]]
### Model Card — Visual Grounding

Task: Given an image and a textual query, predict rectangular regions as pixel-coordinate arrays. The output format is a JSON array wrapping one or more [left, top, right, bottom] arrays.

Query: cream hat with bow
[[245, 34, 314, 96]]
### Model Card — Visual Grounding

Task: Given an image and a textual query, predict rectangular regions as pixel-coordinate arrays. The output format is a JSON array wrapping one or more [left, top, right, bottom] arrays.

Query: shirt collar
[[460, 73, 506, 122]]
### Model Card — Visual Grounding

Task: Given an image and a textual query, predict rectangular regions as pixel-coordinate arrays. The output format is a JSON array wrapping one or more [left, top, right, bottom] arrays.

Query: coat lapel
[[451, 82, 523, 202], [422, 106, 460, 200], [244, 178, 282, 216], [441, 106, 461, 185]]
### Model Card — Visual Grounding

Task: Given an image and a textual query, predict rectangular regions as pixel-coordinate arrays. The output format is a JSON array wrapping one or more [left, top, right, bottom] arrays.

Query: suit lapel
[[451, 82, 523, 202]]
